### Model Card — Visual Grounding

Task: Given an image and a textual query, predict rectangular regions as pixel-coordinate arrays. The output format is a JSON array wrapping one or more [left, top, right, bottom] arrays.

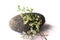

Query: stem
[[40, 32, 47, 40]]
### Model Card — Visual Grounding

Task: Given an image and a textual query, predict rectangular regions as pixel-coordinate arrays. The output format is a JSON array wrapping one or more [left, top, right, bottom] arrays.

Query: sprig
[[17, 5, 33, 13]]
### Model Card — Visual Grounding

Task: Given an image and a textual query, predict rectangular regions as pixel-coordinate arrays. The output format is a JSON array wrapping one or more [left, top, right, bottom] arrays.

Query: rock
[[9, 13, 45, 33]]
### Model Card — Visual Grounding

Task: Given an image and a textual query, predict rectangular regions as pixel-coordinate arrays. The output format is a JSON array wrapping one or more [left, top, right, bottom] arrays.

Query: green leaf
[[18, 5, 21, 11]]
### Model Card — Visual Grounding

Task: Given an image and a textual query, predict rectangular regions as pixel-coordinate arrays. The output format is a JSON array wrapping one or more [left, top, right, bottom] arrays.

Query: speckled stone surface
[[9, 13, 45, 33]]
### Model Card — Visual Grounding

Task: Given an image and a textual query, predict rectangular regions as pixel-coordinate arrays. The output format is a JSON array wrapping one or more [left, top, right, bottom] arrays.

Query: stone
[[9, 13, 45, 34]]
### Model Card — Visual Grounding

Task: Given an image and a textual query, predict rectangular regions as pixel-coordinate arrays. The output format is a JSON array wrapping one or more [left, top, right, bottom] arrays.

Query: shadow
[[40, 23, 52, 32]]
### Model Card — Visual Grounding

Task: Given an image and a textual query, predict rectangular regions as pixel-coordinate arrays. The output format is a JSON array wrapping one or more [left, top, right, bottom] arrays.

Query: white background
[[0, 0, 60, 40]]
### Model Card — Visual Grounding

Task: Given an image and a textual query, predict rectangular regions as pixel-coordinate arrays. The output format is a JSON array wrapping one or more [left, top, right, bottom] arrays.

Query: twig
[[40, 32, 47, 40]]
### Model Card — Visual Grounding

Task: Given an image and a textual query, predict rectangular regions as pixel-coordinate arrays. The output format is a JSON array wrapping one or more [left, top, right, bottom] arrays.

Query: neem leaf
[[17, 5, 21, 11], [30, 8, 33, 13], [17, 5, 33, 13]]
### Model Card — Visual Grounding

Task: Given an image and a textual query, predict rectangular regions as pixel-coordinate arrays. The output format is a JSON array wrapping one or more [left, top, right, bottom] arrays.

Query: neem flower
[[9, 5, 47, 40]]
